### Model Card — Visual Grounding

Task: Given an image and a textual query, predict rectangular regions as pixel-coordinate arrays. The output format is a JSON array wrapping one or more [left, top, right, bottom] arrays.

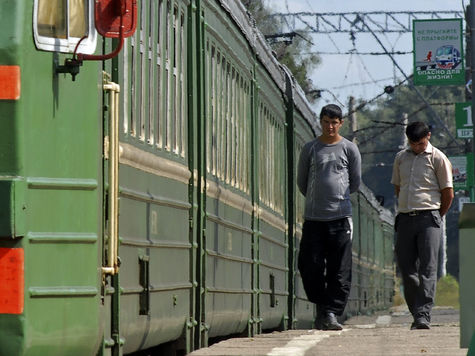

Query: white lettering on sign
[[463, 105, 473, 127]]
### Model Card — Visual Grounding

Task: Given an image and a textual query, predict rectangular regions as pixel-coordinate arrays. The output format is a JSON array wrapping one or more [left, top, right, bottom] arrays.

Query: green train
[[0, 0, 394, 355]]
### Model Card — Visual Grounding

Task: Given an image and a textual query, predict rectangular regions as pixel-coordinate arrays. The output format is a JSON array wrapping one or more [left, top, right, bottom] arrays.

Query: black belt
[[400, 209, 437, 216]]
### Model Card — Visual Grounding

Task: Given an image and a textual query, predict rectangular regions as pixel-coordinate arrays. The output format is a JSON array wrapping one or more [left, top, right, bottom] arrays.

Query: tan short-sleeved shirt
[[391, 142, 453, 213]]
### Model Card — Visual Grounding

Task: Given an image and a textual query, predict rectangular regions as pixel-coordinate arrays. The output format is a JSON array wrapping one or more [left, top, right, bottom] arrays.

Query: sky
[[264, 0, 467, 113]]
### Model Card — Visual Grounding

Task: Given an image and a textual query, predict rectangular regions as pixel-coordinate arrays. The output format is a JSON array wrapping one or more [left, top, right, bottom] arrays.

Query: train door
[[101, 1, 195, 354], [94, 1, 137, 355]]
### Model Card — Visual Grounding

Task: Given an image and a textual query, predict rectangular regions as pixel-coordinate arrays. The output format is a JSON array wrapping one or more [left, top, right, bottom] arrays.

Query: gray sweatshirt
[[297, 137, 361, 221]]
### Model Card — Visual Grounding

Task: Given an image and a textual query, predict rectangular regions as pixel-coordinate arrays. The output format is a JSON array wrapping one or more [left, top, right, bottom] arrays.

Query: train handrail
[[102, 73, 120, 275]]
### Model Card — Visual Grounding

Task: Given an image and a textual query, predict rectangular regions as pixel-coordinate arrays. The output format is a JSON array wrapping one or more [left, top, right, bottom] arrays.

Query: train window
[[157, 0, 162, 51], [138, 0, 145, 141], [130, 32, 137, 137], [147, 0, 155, 145], [34, 0, 97, 54], [230, 68, 236, 187], [204, 41, 250, 193], [236, 74, 242, 189], [120, 0, 187, 159], [243, 82, 250, 192], [225, 64, 231, 185], [155, 0, 163, 148], [165, 1, 171, 61], [258, 100, 285, 213], [173, 7, 178, 71], [37, 0, 67, 38], [179, 10, 187, 158], [164, 1, 172, 151], [208, 45, 217, 175], [172, 6, 179, 153], [216, 53, 223, 180]]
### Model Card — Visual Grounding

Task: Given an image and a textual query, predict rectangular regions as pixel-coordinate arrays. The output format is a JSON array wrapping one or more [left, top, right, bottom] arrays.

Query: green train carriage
[[292, 96, 319, 329], [0, 0, 105, 355], [0, 0, 395, 355], [348, 185, 395, 315]]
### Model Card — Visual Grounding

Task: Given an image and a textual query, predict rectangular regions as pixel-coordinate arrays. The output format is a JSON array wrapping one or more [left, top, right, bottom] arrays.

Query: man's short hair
[[406, 121, 430, 142], [320, 104, 343, 121]]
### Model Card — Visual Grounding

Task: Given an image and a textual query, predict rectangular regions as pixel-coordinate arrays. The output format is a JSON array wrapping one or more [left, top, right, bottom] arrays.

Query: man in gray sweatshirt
[[297, 104, 361, 330]]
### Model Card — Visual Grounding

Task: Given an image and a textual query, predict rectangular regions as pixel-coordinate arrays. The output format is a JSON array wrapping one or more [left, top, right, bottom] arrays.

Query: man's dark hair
[[406, 121, 430, 142], [319, 104, 343, 121]]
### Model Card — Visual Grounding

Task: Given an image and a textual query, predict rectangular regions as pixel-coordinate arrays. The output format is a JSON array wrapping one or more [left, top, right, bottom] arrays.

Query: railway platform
[[188, 306, 467, 356]]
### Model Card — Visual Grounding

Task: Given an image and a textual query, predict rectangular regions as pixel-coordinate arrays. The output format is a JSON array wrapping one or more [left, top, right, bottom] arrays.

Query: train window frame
[[33, 0, 97, 54]]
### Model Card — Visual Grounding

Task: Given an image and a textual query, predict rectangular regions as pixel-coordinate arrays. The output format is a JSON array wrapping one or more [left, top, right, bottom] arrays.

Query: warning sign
[[413, 19, 464, 86]]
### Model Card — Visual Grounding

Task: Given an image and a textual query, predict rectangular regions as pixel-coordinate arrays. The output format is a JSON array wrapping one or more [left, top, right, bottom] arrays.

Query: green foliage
[[393, 278, 405, 307], [435, 274, 460, 309], [341, 84, 466, 210], [276, 38, 321, 101], [394, 275, 460, 309], [241, 0, 321, 103]]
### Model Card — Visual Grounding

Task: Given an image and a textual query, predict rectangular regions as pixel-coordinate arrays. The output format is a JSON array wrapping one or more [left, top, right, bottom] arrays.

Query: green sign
[[455, 102, 473, 139], [449, 153, 474, 191], [413, 19, 464, 86]]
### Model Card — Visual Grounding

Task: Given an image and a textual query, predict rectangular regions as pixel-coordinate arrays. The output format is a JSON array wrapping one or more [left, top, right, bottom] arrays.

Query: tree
[[241, 0, 321, 103], [339, 83, 464, 210], [340, 84, 464, 279]]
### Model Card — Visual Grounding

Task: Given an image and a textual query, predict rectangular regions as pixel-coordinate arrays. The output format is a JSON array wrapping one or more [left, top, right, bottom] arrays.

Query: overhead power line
[[301, 50, 412, 55], [358, 16, 462, 148], [265, 9, 466, 151], [264, 31, 314, 45], [267, 11, 464, 34], [329, 76, 396, 89]]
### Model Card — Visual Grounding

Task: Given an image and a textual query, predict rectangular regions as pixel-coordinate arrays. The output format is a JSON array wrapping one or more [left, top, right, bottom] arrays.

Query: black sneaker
[[321, 312, 343, 330], [314, 317, 324, 330], [410, 321, 430, 330], [314, 305, 325, 330]]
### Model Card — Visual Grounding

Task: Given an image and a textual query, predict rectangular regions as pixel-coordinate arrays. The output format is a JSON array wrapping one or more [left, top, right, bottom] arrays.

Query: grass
[[393, 277, 405, 306], [392, 274, 460, 309], [435, 274, 460, 309]]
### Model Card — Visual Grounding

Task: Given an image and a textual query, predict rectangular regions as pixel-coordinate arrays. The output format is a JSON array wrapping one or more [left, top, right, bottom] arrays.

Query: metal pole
[[349, 96, 358, 144], [399, 113, 408, 150], [465, 5, 474, 201]]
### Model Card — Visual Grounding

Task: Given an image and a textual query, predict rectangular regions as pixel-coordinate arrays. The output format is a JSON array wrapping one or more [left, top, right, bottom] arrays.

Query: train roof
[[219, 0, 320, 136], [359, 184, 394, 225], [219, 1, 391, 221]]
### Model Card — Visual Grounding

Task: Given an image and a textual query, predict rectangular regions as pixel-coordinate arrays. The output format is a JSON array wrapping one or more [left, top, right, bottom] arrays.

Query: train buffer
[[188, 306, 467, 356]]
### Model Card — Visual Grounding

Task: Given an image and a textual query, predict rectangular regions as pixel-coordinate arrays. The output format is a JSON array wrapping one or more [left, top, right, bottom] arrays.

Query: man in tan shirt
[[391, 121, 453, 330]]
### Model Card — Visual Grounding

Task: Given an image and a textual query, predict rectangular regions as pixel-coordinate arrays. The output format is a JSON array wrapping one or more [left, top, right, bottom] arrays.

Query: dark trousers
[[297, 218, 353, 316], [395, 211, 441, 323]]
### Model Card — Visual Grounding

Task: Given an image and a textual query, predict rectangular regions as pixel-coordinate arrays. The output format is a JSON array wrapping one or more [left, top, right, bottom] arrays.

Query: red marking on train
[[0, 248, 24, 314], [0, 66, 21, 100]]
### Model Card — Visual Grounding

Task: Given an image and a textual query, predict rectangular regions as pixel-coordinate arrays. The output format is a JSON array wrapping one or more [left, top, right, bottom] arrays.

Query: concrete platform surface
[[187, 306, 468, 356]]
